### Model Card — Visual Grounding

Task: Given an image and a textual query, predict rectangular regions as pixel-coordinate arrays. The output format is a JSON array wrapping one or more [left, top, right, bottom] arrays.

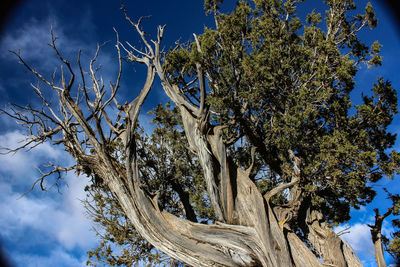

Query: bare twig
[[18, 163, 76, 199]]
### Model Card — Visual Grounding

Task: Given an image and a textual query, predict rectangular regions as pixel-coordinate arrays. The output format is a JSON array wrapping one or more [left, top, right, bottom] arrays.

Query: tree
[[384, 191, 400, 263], [2, 0, 400, 266], [367, 190, 400, 267]]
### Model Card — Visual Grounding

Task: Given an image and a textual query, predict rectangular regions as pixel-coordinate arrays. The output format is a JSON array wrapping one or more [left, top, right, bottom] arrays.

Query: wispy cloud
[[0, 6, 119, 107], [0, 130, 96, 266], [13, 246, 87, 267], [0, 16, 81, 71], [335, 218, 396, 266], [0, 130, 65, 181], [336, 223, 375, 262], [0, 2, 98, 65]]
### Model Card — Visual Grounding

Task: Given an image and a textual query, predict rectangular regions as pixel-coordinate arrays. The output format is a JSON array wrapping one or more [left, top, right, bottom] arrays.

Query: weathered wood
[[368, 208, 392, 267], [306, 209, 363, 267]]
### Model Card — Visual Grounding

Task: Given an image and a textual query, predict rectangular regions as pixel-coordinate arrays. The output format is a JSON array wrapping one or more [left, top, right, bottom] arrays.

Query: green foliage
[[142, 103, 214, 220], [365, 2, 378, 29], [204, 0, 223, 15], [165, 0, 399, 226], [382, 190, 400, 261]]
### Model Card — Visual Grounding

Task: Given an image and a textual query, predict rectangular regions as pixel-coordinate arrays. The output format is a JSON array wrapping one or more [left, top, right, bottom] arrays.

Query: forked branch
[[19, 163, 76, 199]]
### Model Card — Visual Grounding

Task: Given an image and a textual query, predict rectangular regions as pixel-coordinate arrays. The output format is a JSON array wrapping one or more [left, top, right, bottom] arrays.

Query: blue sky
[[0, 0, 399, 266]]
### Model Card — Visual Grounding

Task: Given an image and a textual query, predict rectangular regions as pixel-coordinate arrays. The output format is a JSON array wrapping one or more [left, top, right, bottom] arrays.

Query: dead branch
[[18, 163, 76, 199]]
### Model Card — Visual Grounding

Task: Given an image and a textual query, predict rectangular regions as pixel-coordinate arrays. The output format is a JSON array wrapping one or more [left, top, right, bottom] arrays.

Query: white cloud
[[0, 130, 97, 266], [13, 246, 87, 267], [0, 10, 96, 66], [335, 220, 397, 266], [0, 173, 96, 250], [0, 17, 54, 59], [53, 174, 95, 250], [335, 223, 375, 262], [0, 130, 66, 183], [0, 8, 119, 104]]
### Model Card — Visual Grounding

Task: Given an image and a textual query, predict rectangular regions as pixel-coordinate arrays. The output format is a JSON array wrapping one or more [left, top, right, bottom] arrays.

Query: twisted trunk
[[87, 45, 363, 265], [305, 209, 362, 267], [368, 208, 392, 267], [372, 234, 387, 267], [76, 100, 363, 266]]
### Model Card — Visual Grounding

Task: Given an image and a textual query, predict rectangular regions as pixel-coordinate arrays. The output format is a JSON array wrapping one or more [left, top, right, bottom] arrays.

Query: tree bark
[[305, 209, 363, 267], [368, 208, 392, 267]]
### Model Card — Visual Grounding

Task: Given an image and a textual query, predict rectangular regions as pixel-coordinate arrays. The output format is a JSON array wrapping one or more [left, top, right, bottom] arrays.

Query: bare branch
[[264, 176, 300, 202], [336, 226, 351, 236], [102, 28, 123, 110], [121, 4, 154, 57], [18, 163, 76, 199], [9, 50, 63, 91], [49, 25, 75, 92], [246, 146, 257, 174], [193, 33, 207, 118], [31, 83, 64, 124]]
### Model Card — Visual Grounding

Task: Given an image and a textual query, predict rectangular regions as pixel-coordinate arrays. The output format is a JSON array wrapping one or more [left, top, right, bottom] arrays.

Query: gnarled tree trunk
[[368, 208, 392, 267]]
